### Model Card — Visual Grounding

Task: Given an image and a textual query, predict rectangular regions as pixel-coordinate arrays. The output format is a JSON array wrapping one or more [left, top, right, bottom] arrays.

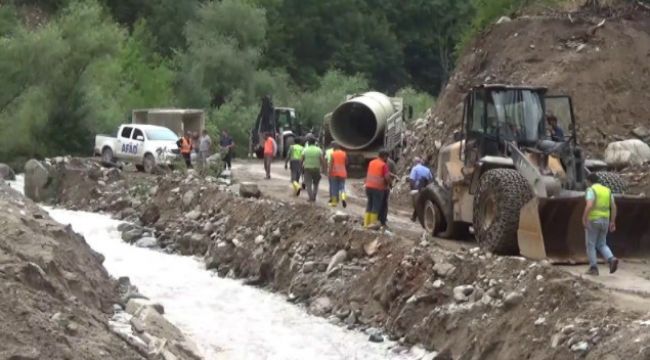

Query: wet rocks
[[239, 182, 261, 198], [332, 211, 350, 223], [140, 204, 160, 225], [0, 163, 15, 180], [135, 237, 158, 248], [309, 296, 333, 316], [24, 159, 55, 202], [122, 228, 145, 244]]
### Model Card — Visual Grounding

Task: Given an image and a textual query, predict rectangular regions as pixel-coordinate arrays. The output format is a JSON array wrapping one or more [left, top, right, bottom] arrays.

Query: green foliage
[[0, 0, 175, 164], [293, 70, 369, 130], [396, 87, 436, 120], [205, 91, 260, 156], [176, 0, 267, 108]]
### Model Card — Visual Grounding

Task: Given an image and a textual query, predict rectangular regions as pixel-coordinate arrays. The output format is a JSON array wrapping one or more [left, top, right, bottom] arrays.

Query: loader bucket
[[517, 195, 650, 264]]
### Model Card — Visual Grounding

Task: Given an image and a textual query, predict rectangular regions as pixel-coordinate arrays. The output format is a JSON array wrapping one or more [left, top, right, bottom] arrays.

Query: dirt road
[[231, 158, 650, 303]]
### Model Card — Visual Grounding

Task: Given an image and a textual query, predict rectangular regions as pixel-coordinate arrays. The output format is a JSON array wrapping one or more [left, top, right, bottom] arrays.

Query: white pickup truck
[[94, 124, 180, 172]]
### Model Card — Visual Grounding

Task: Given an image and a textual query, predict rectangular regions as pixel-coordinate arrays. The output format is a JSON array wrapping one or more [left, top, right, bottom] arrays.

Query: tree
[[176, 0, 267, 108]]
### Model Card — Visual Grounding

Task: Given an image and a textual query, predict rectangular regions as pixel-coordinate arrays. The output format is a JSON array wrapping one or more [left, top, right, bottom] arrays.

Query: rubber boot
[[341, 192, 347, 208], [363, 212, 370, 228], [329, 197, 338, 207], [292, 181, 300, 196], [367, 213, 381, 230]]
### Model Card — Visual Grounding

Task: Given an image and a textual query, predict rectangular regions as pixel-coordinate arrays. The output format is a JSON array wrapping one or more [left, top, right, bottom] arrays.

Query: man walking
[[409, 157, 433, 221], [285, 137, 304, 195], [582, 173, 619, 275], [198, 129, 212, 173], [177, 131, 193, 168], [263, 133, 276, 179], [365, 150, 391, 229], [220, 130, 235, 170], [378, 155, 398, 228], [328, 142, 348, 208], [301, 135, 326, 202]]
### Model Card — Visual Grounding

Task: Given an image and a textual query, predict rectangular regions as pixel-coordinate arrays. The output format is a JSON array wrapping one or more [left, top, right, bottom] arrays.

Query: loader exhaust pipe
[[330, 92, 394, 150]]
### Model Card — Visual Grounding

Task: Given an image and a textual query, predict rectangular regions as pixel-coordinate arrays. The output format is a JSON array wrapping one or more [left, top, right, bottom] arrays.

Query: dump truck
[[322, 92, 410, 175], [132, 109, 205, 137], [249, 96, 303, 159], [415, 84, 650, 263]]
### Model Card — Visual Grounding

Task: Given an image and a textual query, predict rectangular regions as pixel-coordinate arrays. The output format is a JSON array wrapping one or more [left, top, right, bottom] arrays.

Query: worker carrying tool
[[285, 137, 304, 195], [364, 149, 391, 229], [582, 173, 619, 275], [328, 142, 348, 208]]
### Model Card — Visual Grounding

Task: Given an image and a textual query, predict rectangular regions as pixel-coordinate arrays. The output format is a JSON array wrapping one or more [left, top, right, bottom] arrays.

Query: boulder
[[632, 125, 650, 141], [182, 190, 196, 209], [239, 182, 261, 198], [604, 139, 650, 166], [24, 159, 55, 202], [140, 204, 160, 225], [122, 228, 144, 244], [309, 297, 333, 316], [326, 250, 347, 275], [135, 237, 158, 248], [0, 163, 15, 180]]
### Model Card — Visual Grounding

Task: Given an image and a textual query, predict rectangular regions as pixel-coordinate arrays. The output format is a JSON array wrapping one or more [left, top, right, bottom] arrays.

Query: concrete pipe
[[330, 92, 394, 150]]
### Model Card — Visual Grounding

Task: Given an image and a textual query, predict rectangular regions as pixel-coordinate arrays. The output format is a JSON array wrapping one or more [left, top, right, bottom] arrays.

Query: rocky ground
[[0, 163, 204, 360], [27, 156, 650, 360], [399, 1, 650, 192]]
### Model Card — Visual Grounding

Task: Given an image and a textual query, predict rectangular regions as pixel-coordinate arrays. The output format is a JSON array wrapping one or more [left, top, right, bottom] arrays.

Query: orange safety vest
[[180, 137, 192, 154], [329, 150, 347, 178], [365, 158, 387, 190], [264, 137, 275, 156]]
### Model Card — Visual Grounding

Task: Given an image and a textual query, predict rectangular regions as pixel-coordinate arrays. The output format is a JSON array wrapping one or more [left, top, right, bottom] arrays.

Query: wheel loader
[[416, 84, 650, 263]]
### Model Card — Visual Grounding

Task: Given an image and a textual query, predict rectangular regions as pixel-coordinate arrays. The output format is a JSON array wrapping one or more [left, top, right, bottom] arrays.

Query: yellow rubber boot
[[367, 213, 380, 230], [363, 212, 370, 228], [330, 197, 338, 207], [340, 192, 347, 208]]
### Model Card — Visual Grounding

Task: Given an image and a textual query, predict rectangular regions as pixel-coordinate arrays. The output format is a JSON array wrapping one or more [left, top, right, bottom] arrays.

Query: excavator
[[415, 84, 650, 263]]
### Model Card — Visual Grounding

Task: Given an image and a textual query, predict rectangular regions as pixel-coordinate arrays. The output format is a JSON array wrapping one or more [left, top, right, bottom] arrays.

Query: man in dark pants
[[220, 130, 235, 170], [285, 137, 304, 195], [378, 155, 398, 228], [301, 135, 325, 202], [365, 150, 391, 229], [177, 131, 193, 168]]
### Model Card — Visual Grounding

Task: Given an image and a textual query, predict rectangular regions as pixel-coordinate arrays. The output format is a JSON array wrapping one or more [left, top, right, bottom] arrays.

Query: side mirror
[[136, 135, 144, 141], [453, 131, 463, 142]]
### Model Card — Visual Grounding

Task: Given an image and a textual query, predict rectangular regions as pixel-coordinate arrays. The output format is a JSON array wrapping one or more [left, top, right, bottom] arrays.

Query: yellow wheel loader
[[416, 84, 650, 263]]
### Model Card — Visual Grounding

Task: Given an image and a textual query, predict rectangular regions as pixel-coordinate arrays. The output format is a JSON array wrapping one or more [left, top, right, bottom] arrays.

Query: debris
[[363, 239, 380, 256], [326, 250, 347, 275], [571, 340, 589, 352], [239, 182, 262, 198]]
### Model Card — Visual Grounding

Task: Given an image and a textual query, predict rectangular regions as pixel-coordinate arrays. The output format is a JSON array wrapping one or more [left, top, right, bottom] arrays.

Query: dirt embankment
[[0, 181, 144, 359], [403, 2, 650, 194], [46, 158, 650, 360]]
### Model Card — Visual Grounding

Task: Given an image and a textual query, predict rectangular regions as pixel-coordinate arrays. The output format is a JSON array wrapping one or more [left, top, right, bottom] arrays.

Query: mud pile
[[404, 2, 650, 185], [48, 158, 650, 360], [0, 182, 144, 359]]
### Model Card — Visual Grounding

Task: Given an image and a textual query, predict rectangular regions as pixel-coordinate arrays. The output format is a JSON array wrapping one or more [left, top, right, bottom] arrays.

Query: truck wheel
[[422, 198, 443, 236], [101, 147, 113, 165], [143, 154, 156, 174], [473, 169, 533, 254], [593, 171, 628, 194]]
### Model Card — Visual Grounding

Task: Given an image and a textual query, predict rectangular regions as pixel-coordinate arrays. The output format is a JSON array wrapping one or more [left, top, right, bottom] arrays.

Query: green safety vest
[[303, 145, 323, 170], [290, 144, 304, 160], [588, 183, 611, 220], [325, 148, 334, 165]]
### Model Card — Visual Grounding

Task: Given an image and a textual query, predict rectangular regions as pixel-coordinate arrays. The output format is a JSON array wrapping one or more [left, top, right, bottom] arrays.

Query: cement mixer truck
[[322, 92, 410, 175]]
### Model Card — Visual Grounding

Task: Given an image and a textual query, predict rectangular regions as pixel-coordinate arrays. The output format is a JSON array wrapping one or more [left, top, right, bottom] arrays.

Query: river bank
[[24, 156, 650, 359]]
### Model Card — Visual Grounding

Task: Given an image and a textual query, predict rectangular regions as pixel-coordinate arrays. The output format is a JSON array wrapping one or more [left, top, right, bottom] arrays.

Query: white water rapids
[[8, 176, 427, 360]]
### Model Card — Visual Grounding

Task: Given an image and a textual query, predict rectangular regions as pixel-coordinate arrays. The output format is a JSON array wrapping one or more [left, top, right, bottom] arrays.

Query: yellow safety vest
[[588, 183, 611, 220], [290, 144, 304, 160]]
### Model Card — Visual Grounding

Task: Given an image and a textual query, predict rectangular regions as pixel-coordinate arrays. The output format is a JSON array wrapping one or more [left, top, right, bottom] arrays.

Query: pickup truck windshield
[[146, 128, 178, 141]]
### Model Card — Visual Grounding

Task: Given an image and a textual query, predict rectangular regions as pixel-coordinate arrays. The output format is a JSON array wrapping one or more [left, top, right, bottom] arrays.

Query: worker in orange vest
[[364, 149, 391, 229], [263, 133, 277, 179], [328, 142, 348, 208], [177, 130, 193, 168]]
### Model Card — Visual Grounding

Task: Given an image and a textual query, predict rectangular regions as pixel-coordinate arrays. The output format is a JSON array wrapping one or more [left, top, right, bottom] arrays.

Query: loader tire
[[593, 171, 628, 194], [474, 169, 533, 255]]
